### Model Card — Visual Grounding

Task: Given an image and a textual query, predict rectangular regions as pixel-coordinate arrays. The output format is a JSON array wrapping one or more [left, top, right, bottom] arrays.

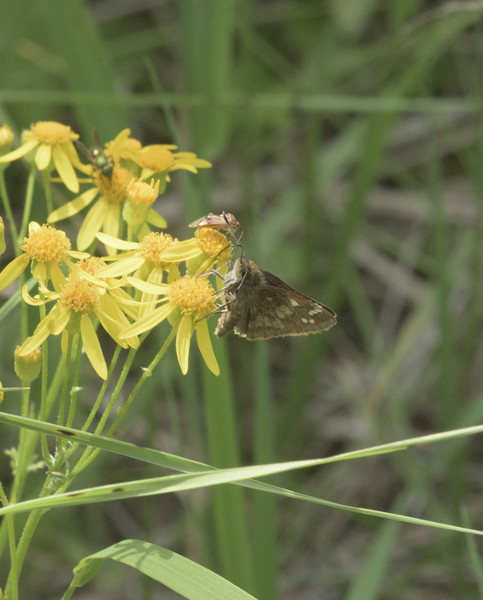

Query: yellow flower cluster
[[0, 122, 228, 379]]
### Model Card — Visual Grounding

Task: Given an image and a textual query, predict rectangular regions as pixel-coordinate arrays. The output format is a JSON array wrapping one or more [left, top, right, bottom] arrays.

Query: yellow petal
[[48, 187, 98, 223], [169, 163, 197, 174], [119, 302, 172, 338], [80, 313, 108, 380], [96, 295, 139, 349], [176, 314, 193, 375], [108, 287, 139, 321], [35, 143, 52, 170], [96, 232, 139, 251], [50, 262, 67, 291], [126, 276, 170, 294], [0, 139, 38, 163], [51, 308, 71, 335], [18, 308, 60, 355], [52, 145, 79, 193], [98, 256, 144, 278], [32, 261, 47, 283], [107, 128, 131, 163], [146, 209, 167, 229], [159, 240, 201, 262], [196, 318, 220, 376], [104, 202, 121, 240], [0, 254, 29, 291], [77, 199, 109, 250]]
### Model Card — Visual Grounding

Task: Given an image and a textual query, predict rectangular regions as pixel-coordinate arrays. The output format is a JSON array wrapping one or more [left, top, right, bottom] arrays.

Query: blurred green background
[[2, 1, 483, 598]]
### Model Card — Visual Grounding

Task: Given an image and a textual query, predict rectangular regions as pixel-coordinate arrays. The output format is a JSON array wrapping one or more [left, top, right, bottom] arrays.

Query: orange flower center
[[195, 228, 232, 261], [59, 280, 100, 313], [139, 146, 175, 172], [94, 166, 132, 202], [139, 232, 177, 266], [77, 257, 108, 279], [30, 121, 77, 145], [168, 276, 216, 317], [22, 224, 71, 263]]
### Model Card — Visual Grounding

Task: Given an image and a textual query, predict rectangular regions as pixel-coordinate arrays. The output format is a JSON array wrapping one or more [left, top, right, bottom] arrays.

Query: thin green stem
[[42, 170, 53, 216], [10, 388, 30, 504], [72, 328, 176, 476], [57, 331, 74, 429], [81, 345, 122, 433], [106, 327, 176, 435], [0, 484, 18, 600], [0, 170, 20, 255], [19, 166, 36, 241], [65, 337, 83, 429], [39, 304, 52, 468], [5, 513, 18, 600]]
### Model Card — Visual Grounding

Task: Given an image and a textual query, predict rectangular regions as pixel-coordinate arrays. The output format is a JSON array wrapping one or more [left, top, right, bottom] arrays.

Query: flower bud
[[0, 125, 13, 152], [14, 346, 42, 383]]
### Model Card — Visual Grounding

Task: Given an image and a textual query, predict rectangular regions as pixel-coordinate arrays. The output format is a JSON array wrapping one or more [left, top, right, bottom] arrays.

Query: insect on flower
[[75, 128, 114, 180], [189, 212, 242, 242], [215, 257, 336, 340]]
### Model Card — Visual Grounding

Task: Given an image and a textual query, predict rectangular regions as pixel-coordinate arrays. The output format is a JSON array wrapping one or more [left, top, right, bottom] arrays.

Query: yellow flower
[[104, 130, 142, 163], [120, 275, 220, 376], [48, 167, 167, 254], [0, 222, 88, 290], [158, 227, 233, 278], [96, 231, 180, 279], [18, 262, 140, 380], [123, 177, 161, 227], [0, 121, 83, 192], [136, 144, 211, 180], [96, 231, 182, 318]]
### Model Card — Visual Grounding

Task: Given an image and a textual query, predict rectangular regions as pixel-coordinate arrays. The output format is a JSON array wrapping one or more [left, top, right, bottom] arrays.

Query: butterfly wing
[[234, 284, 336, 340]]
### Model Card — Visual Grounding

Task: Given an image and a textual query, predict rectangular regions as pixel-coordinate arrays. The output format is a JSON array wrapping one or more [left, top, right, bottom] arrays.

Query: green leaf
[[62, 539, 256, 600]]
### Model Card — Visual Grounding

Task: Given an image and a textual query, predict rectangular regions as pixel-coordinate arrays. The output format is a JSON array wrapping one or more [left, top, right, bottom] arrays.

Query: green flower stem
[[0, 170, 20, 255], [72, 328, 175, 476], [106, 327, 176, 436], [57, 330, 75, 440], [19, 166, 36, 241], [41, 169, 53, 216], [0, 484, 18, 600], [69, 342, 142, 475], [81, 345, 122, 432], [39, 301, 52, 468], [127, 222, 133, 243], [65, 344, 123, 462], [4, 485, 52, 599], [10, 387, 31, 504], [0, 355, 64, 563], [65, 337, 83, 429]]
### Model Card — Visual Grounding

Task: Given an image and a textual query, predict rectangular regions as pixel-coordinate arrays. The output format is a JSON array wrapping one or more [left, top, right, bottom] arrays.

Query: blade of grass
[[43, 0, 126, 139]]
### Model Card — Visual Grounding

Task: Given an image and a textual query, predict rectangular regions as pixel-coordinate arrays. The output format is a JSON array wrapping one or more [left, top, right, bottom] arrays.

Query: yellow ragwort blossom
[[123, 177, 161, 228], [0, 121, 84, 192], [96, 231, 180, 280], [18, 259, 140, 380], [0, 222, 88, 290], [136, 144, 211, 181], [158, 227, 233, 278], [48, 131, 167, 254], [120, 275, 220, 376]]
